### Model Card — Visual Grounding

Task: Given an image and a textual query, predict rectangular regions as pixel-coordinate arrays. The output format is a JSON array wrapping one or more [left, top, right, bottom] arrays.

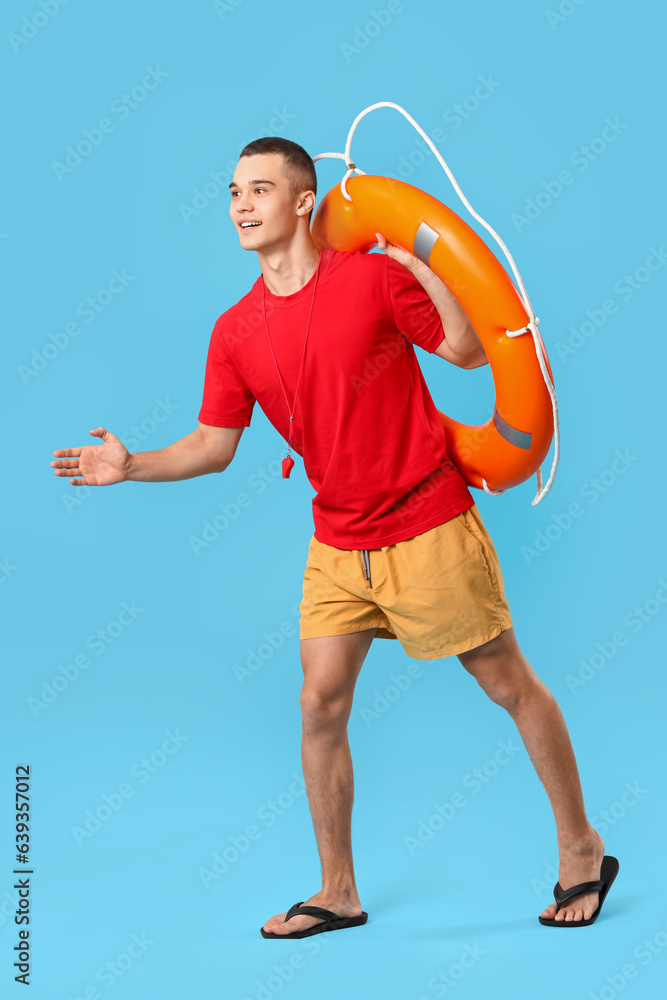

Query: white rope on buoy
[[313, 102, 560, 506], [482, 479, 505, 496]]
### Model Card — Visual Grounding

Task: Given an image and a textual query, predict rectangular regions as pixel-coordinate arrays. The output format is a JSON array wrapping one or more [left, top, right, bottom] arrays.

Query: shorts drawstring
[[361, 549, 371, 588]]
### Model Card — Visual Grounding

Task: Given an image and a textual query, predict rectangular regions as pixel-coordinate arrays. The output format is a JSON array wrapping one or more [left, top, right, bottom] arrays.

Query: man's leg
[[262, 628, 375, 935], [457, 625, 605, 923]]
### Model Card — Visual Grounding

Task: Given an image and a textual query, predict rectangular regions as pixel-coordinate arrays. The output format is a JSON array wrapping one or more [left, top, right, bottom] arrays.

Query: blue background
[[2, 0, 666, 997]]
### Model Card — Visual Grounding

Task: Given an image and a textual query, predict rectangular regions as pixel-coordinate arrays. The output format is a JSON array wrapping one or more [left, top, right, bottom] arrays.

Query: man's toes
[[268, 920, 297, 935], [263, 912, 323, 935]]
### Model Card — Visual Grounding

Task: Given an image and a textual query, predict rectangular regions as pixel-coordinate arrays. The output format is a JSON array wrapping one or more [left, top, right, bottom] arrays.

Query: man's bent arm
[[127, 423, 244, 483], [411, 258, 488, 369]]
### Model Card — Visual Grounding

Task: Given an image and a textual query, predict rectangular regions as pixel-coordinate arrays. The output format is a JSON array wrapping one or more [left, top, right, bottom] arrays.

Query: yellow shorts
[[299, 504, 513, 660]]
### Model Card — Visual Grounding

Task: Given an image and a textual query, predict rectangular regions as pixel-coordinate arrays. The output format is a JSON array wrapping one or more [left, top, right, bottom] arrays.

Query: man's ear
[[296, 190, 316, 217]]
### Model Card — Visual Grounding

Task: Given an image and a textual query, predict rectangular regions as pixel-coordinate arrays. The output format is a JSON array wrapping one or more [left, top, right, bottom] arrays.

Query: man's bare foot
[[539, 826, 605, 922], [262, 888, 363, 936]]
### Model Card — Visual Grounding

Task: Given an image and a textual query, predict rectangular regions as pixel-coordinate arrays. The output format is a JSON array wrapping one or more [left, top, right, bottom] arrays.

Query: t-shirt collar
[[257, 248, 333, 307]]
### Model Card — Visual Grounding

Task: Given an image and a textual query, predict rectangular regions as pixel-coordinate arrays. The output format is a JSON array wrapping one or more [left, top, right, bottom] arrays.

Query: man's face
[[228, 153, 312, 250]]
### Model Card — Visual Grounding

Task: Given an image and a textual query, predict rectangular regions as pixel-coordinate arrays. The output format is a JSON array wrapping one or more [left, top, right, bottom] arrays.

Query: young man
[[51, 137, 615, 937]]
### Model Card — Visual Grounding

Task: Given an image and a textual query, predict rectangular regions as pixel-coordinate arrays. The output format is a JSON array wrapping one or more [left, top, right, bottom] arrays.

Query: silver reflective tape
[[493, 407, 532, 450], [413, 221, 439, 266]]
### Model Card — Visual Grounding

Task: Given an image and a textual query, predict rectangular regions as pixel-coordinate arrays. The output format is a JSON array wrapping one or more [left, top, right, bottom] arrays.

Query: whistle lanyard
[[261, 260, 321, 479]]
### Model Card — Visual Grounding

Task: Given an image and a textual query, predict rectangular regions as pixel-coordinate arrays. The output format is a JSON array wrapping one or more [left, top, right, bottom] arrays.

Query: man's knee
[[457, 629, 536, 708], [469, 666, 525, 709], [300, 686, 352, 733]]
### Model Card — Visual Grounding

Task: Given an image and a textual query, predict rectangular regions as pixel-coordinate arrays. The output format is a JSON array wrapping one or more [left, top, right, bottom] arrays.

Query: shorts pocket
[[455, 508, 501, 595], [454, 509, 484, 551]]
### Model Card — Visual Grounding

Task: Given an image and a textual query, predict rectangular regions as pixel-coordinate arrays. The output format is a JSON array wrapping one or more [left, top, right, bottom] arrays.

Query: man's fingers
[[51, 459, 80, 469], [70, 478, 90, 486], [53, 447, 82, 458]]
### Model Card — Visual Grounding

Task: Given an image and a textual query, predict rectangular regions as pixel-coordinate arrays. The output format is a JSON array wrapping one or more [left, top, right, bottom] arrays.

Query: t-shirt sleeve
[[385, 254, 445, 353], [198, 318, 256, 427]]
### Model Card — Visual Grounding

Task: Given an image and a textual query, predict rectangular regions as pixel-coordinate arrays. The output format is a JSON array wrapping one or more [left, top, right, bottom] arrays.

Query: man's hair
[[238, 136, 317, 224]]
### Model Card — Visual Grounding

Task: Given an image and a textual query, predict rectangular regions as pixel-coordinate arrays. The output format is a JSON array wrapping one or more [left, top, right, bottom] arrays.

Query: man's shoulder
[[326, 247, 386, 271], [213, 280, 261, 334], [322, 248, 387, 292]]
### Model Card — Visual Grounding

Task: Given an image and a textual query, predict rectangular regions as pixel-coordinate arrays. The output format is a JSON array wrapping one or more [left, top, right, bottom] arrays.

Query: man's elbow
[[210, 453, 233, 474], [460, 338, 489, 369], [462, 351, 489, 369]]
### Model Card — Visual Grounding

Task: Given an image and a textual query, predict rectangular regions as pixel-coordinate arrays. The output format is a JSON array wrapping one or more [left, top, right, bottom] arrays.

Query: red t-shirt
[[198, 248, 474, 549]]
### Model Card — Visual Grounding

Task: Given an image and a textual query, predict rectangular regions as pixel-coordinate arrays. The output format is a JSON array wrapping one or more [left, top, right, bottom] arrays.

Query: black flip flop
[[260, 901, 368, 939], [538, 854, 619, 926]]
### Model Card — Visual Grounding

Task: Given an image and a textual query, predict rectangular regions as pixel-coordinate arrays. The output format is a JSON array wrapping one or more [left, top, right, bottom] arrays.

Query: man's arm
[[52, 423, 244, 486], [376, 232, 488, 369], [127, 423, 244, 482], [410, 258, 488, 369]]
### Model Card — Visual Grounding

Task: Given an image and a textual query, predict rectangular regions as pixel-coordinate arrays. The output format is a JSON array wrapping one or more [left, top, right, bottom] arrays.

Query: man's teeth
[[241, 222, 261, 227]]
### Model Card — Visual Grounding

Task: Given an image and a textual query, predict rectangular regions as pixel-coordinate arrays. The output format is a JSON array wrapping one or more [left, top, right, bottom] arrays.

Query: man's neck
[[258, 234, 321, 296]]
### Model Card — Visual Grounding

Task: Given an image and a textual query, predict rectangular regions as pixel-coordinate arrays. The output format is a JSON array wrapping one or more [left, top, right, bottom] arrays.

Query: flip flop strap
[[554, 878, 605, 911], [284, 901, 339, 923]]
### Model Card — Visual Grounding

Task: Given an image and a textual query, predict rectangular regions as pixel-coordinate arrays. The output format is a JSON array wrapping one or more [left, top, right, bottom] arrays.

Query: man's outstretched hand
[[51, 427, 131, 486]]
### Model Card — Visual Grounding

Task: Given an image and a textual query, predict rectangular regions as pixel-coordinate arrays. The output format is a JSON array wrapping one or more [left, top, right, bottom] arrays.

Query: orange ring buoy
[[311, 174, 555, 493]]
